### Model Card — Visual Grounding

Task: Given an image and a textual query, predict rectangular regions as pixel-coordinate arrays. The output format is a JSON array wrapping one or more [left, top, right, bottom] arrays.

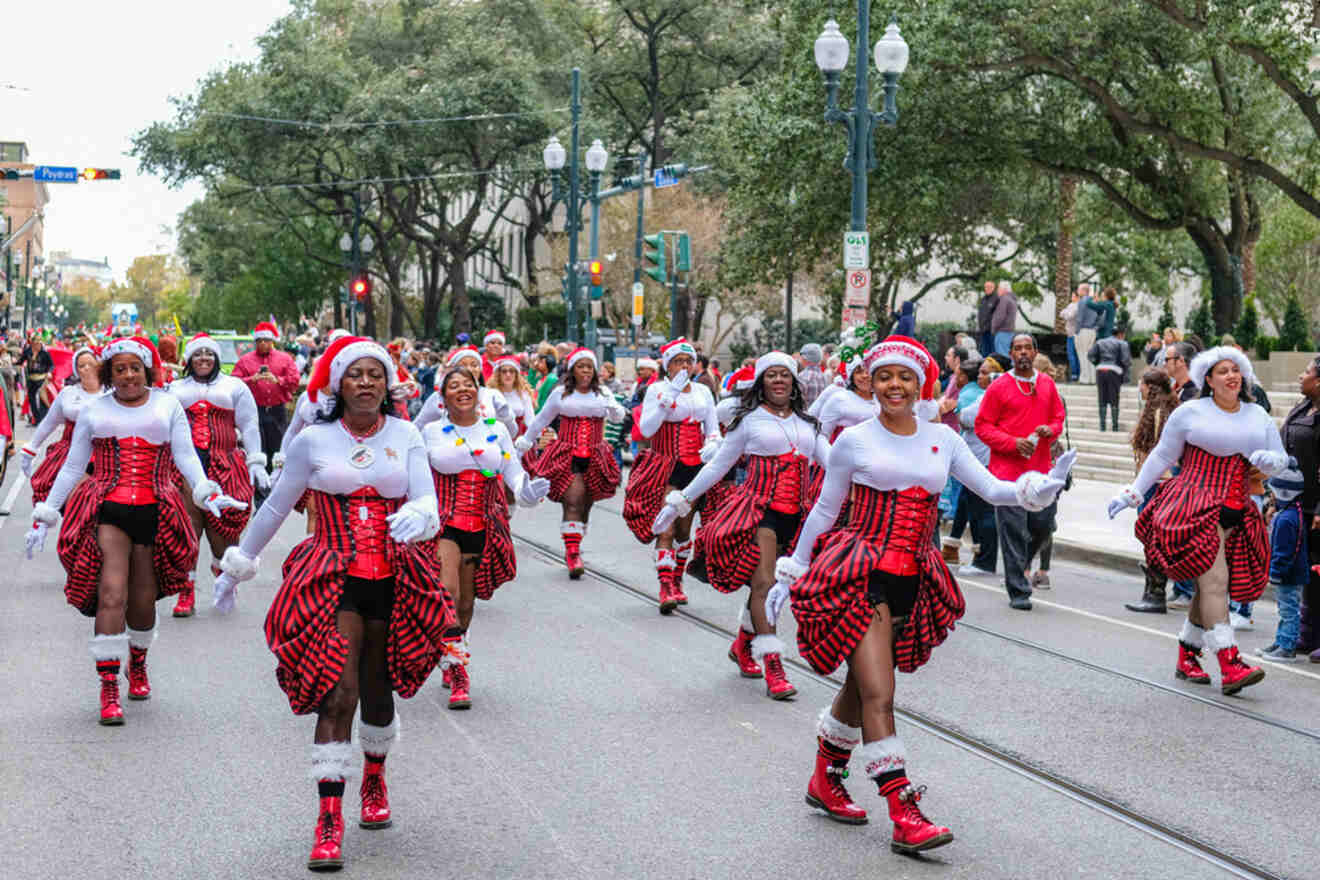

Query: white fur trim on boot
[[737, 606, 756, 634], [750, 633, 787, 662], [310, 741, 356, 781], [675, 538, 694, 561], [1178, 619, 1205, 648], [358, 714, 400, 757], [89, 632, 129, 662], [1203, 622, 1236, 653], [218, 546, 260, 581], [655, 548, 677, 570], [857, 736, 907, 779], [127, 625, 157, 651], [560, 521, 585, 537], [817, 707, 863, 750]]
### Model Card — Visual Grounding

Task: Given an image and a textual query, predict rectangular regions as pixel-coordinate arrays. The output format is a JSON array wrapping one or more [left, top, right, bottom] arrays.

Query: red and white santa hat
[[306, 335, 398, 409], [835, 355, 865, 386], [660, 337, 697, 369], [863, 335, 940, 421], [327, 328, 350, 343], [1189, 345, 1255, 391], [483, 330, 506, 347], [183, 332, 221, 362], [722, 365, 755, 396], [101, 336, 164, 387], [637, 357, 659, 372], [753, 350, 798, 383], [253, 321, 280, 341], [492, 355, 521, 372], [566, 346, 597, 370], [446, 344, 482, 369]]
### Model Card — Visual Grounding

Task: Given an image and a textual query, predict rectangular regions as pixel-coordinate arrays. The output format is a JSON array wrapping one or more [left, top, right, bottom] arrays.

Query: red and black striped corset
[[651, 419, 704, 466], [830, 425, 846, 444], [1179, 444, 1249, 513], [185, 401, 238, 452], [847, 485, 938, 577], [101, 436, 166, 505], [312, 488, 401, 580], [448, 469, 495, 533], [744, 452, 808, 515], [560, 416, 604, 458]]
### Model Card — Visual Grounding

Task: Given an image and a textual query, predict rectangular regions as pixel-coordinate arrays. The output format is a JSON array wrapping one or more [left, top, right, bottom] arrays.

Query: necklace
[[764, 407, 806, 456], [1012, 371, 1037, 396], [441, 417, 511, 478], [342, 415, 385, 469]]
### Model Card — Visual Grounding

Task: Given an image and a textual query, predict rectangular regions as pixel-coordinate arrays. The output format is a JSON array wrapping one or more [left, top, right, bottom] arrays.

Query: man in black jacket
[[976, 280, 997, 357], [1087, 325, 1131, 431]]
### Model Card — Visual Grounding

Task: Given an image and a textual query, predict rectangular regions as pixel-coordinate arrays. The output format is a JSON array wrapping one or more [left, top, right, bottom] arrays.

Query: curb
[[1051, 537, 1143, 572]]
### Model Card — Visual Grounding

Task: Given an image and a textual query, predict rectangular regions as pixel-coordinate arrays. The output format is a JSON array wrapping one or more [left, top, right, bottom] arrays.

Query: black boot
[[1125, 563, 1167, 614]]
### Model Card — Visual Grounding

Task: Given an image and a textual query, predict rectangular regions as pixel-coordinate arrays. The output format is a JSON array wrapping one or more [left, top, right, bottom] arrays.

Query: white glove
[[385, 503, 431, 544], [1248, 449, 1288, 477], [517, 476, 551, 507], [218, 545, 260, 582], [1014, 470, 1067, 512], [1106, 485, 1142, 520], [774, 554, 809, 587], [652, 504, 679, 536], [18, 447, 37, 478], [514, 435, 534, 454], [765, 581, 791, 627], [212, 572, 239, 615], [249, 463, 272, 492], [194, 479, 249, 518], [1049, 448, 1077, 483], [699, 435, 721, 463], [25, 522, 48, 559]]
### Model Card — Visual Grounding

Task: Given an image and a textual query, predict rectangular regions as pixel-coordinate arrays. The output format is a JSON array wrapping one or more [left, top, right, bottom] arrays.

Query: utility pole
[[566, 69, 582, 344], [631, 153, 647, 349], [350, 190, 362, 336]]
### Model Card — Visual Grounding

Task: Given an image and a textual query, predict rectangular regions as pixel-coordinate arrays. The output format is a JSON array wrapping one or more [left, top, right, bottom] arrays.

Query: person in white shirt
[[21, 345, 104, 504], [413, 345, 515, 437], [488, 355, 537, 440]]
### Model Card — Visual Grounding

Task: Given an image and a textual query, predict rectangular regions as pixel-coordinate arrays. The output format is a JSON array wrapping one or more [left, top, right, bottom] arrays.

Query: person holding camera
[[232, 322, 300, 507]]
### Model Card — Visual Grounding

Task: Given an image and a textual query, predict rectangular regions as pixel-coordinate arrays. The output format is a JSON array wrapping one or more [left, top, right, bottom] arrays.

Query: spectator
[[991, 280, 1018, 357], [1259, 464, 1307, 661], [956, 353, 1008, 576], [1060, 288, 1081, 381], [707, 358, 722, 387], [231, 322, 300, 507], [600, 361, 621, 394], [15, 334, 53, 425], [797, 343, 828, 406], [976, 280, 998, 357], [1075, 283, 1099, 384], [695, 355, 718, 395], [532, 353, 557, 408], [974, 333, 1066, 610], [1088, 323, 1132, 432], [893, 300, 916, 337], [1280, 356, 1320, 661], [1163, 342, 1200, 404], [938, 345, 969, 431], [1125, 367, 1182, 613], [1086, 286, 1118, 339], [1143, 332, 1164, 366]]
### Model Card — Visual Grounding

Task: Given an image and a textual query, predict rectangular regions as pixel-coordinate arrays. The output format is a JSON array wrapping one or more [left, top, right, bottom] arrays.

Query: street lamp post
[[543, 67, 583, 344], [584, 138, 609, 352]]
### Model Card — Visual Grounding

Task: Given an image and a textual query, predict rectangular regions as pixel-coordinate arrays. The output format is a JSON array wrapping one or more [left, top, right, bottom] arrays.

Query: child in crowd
[[1263, 463, 1307, 661]]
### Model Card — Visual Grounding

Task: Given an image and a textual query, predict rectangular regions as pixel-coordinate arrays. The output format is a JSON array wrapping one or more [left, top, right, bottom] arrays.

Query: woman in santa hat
[[803, 355, 878, 526], [423, 366, 550, 709], [480, 330, 506, 380], [622, 337, 721, 613], [414, 345, 515, 437], [653, 352, 828, 700], [515, 347, 625, 577], [25, 337, 247, 726], [1108, 346, 1284, 694], [21, 345, 105, 505], [164, 333, 269, 617], [211, 335, 455, 872], [769, 335, 1072, 851], [488, 355, 538, 446]]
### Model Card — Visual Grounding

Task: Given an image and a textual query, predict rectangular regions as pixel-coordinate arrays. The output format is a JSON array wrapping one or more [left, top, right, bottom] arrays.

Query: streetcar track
[[513, 530, 1287, 880]]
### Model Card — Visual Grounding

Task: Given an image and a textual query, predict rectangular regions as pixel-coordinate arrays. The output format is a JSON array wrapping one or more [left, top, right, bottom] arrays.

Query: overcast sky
[[2, 0, 292, 282]]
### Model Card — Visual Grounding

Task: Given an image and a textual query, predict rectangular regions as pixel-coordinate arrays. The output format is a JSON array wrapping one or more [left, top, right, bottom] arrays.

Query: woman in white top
[[488, 355, 537, 439], [413, 345, 515, 437], [770, 335, 1071, 850], [21, 345, 103, 504], [516, 347, 625, 578], [1108, 346, 1285, 694], [423, 366, 549, 710], [212, 335, 453, 872], [26, 337, 245, 726]]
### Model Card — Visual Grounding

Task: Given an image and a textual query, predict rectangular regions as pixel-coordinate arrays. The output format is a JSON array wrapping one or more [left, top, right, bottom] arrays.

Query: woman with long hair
[[165, 333, 269, 617], [423, 366, 549, 710], [515, 348, 625, 577], [623, 338, 721, 613], [653, 353, 827, 699], [413, 345, 516, 437], [488, 355, 536, 439], [1109, 347, 1284, 693], [21, 345, 103, 504], [25, 337, 246, 725], [770, 335, 1071, 849], [211, 335, 455, 872], [1124, 368, 1182, 613]]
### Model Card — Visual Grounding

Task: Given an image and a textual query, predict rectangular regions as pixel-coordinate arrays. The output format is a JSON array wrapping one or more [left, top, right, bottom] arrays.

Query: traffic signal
[[675, 233, 691, 272], [588, 259, 604, 300], [351, 276, 371, 299], [81, 168, 121, 181], [643, 233, 666, 284], [1, 169, 17, 181]]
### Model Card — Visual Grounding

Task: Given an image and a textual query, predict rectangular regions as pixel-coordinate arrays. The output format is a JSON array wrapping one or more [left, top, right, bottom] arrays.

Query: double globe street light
[[544, 112, 611, 349]]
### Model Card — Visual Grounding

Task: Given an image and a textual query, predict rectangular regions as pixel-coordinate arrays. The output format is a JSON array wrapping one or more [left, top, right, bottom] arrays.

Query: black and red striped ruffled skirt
[[790, 485, 964, 675], [265, 490, 455, 715], [433, 471, 516, 599], [1135, 444, 1267, 602], [529, 417, 620, 503], [696, 454, 808, 593], [623, 419, 704, 543], [173, 408, 253, 542], [30, 421, 75, 505]]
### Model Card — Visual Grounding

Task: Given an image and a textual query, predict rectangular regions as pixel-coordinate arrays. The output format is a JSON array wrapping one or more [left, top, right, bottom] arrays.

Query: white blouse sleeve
[[521, 387, 563, 441], [810, 428, 831, 468], [413, 394, 444, 431], [233, 382, 263, 462], [168, 398, 208, 489], [43, 416, 94, 511], [700, 387, 719, 437], [405, 427, 438, 519], [678, 419, 748, 502], [27, 389, 67, 451], [237, 432, 315, 558], [280, 398, 312, 455], [1131, 405, 1192, 496], [638, 383, 666, 438], [790, 433, 858, 567], [948, 431, 1020, 506], [497, 425, 530, 495]]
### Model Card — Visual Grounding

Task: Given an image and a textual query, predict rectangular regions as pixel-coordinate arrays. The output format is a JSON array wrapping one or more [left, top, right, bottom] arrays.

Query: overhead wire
[[202, 107, 570, 129], [225, 165, 550, 193]]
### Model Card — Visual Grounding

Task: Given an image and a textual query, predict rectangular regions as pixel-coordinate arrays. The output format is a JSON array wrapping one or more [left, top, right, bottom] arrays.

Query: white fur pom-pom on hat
[[864, 335, 940, 418], [1188, 345, 1255, 391]]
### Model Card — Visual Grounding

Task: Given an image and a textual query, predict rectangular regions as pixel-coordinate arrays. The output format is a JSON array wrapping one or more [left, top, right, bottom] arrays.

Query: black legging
[[254, 404, 289, 508], [1096, 370, 1122, 431]]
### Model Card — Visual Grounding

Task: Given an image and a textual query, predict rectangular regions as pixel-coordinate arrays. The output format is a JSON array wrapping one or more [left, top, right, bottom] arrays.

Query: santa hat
[[1189, 346, 1255, 391], [566, 347, 597, 370], [483, 330, 506, 347], [327, 328, 350, 343], [101, 336, 164, 387], [253, 321, 279, 341], [492, 355, 521, 372], [183, 333, 221, 362], [72, 344, 100, 365], [305, 336, 398, 411], [660, 337, 697, 369], [637, 357, 659, 372], [863, 335, 940, 422], [753, 351, 799, 382], [722, 365, 755, 396], [836, 356, 865, 387], [446, 345, 482, 369]]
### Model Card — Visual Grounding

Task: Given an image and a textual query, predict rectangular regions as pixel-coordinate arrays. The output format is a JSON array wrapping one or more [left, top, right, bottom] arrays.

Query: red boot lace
[[826, 763, 854, 799], [101, 675, 120, 706], [898, 785, 931, 822], [106, 438, 159, 505], [361, 771, 386, 811], [764, 654, 785, 681], [317, 808, 338, 845]]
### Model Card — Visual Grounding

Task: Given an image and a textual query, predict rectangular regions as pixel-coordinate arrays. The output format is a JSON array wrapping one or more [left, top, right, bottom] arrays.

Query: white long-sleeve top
[[26, 384, 104, 450], [522, 386, 625, 441], [502, 388, 536, 431], [1131, 397, 1284, 497], [816, 388, 878, 440], [638, 377, 718, 439], [422, 416, 533, 496], [414, 386, 515, 436], [280, 391, 318, 456], [715, 396, 740, 427], [45, 390, 209, 511], [681, 407, 829, 503], [806, 382, 843, 419], [236, 416, 435, 558], [790, 417, 1022, 567], [166, 373, 263, 459]]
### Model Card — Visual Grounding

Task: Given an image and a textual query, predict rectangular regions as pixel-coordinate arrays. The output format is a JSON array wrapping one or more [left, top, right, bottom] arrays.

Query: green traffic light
[[643, 233, 667, 284]]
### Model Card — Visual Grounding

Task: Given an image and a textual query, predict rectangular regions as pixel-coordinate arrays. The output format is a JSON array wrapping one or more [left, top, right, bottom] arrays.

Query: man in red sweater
[[232, 321, 301, 506], [974, 333, 1067, 610]]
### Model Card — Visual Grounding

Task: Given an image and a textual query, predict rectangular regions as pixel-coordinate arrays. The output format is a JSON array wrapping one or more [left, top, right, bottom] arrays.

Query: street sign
[[33, 166, 79, 183], [632, 281, 645, 325], [846, 269, 871, 305], [653, 166, 680, 188], [844, 231, 869, 269]]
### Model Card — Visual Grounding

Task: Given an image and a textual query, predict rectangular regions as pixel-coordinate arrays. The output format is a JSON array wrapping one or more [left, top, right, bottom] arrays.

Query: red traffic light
[[81, 168, 121, 181], [351, 277, 371, 299], [588, 260, 603, 286]]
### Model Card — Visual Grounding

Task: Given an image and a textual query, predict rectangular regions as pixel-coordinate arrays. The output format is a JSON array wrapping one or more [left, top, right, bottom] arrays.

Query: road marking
[[0, 470, 28, 527], [956, 572, 1320, 683]]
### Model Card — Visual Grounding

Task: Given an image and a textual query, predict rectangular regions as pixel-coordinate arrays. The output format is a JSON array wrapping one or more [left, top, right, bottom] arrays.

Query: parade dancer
[[424, 366, 550, 709], [653, 353, 827, 699], [490, 355, 537, 440], [413, 345, 515, 436], [25, 337, 247, 725], [1108, 347, 1284, 694], [211, 335, 455, 872], [769, 335, 1071, 848], [480, 330, 506, 381], [21, 345, 103, 504], [166, 333, 269, 617], [515, 347, 625, 578], [622, 338, 721, 613], [805, 356, 876, 521]]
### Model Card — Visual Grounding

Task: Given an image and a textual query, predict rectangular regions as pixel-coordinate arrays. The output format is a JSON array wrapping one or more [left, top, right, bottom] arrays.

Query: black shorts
[[866, 569, 919, 619], [758, 508, 802, 547], [668, 461, 702, 490], [571, 456, 591, 474], [195, 447, 212, 475], [440, 525, 486, 556], [98, 501, 160, 546], [338, 576, 395, 621]]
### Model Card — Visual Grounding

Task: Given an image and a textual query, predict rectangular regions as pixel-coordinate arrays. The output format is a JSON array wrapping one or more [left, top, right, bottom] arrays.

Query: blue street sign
[[653, 166, 679, 189], [33, 166, 79, 183]]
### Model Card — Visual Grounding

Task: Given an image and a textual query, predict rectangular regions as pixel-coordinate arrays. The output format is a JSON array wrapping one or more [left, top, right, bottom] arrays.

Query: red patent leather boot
[[1217, 645, 1265, 695], [562, 522, 585, 580], [1176, 642, 1212, 684], [359, 758, 391, 829], [96, 661, 124, 726], [884, 781, 953, 853], [308, 795, 345, 871], [672, 540, 692, 605], [727, 628, 762, 678], [442, 666, 452, 689], [449, 663, 471, 710], [805, 739, 867, 824], [172, 580, 196, 617], [127, 646, 151, 700], [656, 549, 678, 615], [753, 635, 796, 700]]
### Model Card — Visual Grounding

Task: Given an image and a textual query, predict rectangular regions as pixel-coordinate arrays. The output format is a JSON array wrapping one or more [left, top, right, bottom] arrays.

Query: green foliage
[[1256, 335, 1277, 360], [1188, 291, 1216, 346], [514, 302, 567, 349], [1233, 297, 1260, 352], [468, 289, 508, 341], [1278, 291, 1312, 352], [913, 322, 970, 359], [729, 316, 836, 364], [1158, 298, 1176, 333], [1253, 195, 1320, 329]]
